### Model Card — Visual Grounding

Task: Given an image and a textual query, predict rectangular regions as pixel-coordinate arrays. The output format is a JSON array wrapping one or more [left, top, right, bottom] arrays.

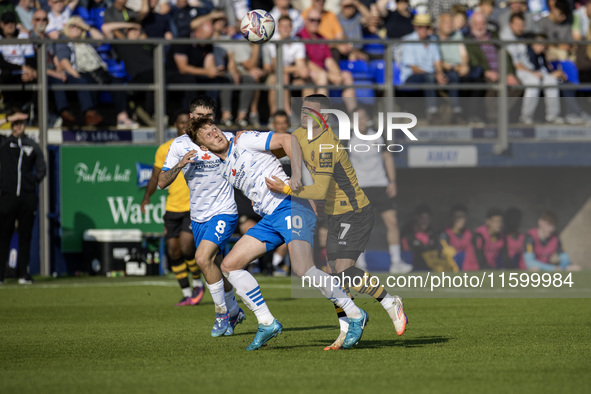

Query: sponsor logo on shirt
[[319, 152, 332, 168]]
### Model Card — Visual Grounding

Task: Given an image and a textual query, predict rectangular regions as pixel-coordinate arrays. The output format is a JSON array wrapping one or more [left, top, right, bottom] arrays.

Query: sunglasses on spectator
[[33, 17, 49, 21], [68, 24, 82, 29], [307, 18, 321, 23]]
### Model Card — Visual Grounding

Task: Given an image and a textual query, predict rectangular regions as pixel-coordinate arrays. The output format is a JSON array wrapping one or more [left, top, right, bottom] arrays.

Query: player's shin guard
[[171, 259, 191, 297], [303, 267, 362, 320], [206, 279, 227, 314], [343, 266, 389, 301], [225, 269, 274, 325]]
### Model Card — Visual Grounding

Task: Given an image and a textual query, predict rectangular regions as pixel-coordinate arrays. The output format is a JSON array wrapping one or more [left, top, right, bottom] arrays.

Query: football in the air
[[240, 9, 275, 44]]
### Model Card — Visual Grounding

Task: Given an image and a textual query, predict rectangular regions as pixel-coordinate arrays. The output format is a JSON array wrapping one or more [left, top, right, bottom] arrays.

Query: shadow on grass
[[231, 325, 335, 337], [268, 336, 452, 350], [351, 336, 451, 349]]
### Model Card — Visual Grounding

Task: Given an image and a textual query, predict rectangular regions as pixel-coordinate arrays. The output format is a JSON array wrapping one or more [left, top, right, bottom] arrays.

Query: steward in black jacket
[[0, 115, 46, 284]]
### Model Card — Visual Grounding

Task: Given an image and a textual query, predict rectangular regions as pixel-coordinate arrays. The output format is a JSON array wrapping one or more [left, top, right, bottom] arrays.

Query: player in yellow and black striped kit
[[266, 95, 408, 350]]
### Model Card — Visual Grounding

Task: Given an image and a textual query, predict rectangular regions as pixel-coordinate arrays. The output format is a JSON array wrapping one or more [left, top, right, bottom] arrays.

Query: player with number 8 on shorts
[[158, 97, 243, 338]]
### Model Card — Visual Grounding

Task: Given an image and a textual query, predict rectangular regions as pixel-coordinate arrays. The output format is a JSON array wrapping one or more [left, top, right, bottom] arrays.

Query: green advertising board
[[60, 146, 166, 252]]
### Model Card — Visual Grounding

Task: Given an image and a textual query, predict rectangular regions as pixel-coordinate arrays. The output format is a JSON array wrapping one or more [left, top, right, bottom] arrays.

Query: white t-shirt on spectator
[[500, 27, 534, 70], [47, 7, 72, 35], [0, 31, 35, 66], [263, 41, 306, 67]]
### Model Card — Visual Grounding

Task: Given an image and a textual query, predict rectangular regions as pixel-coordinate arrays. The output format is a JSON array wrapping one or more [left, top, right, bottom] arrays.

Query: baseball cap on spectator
[[412, 14, 432, 27], [1, 11, 18, 24]]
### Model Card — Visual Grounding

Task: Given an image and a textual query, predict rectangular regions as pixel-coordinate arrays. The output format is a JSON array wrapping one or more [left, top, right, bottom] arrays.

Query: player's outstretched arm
[[157, 150, 197, 189], [141, 166, 161, 214]]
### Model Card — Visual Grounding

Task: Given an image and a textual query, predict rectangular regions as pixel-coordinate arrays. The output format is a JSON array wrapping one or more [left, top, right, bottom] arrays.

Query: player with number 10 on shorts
[[187, 116, 369, 351]]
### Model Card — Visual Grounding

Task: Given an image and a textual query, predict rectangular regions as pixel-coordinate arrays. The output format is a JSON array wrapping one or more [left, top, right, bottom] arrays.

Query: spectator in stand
[[214, 13, 265, 128], [55, 16, 106, 126], [103, 19, 156, 123], [0, 0, 20, 24], [437, 12, 470, 102], [165, 10, 231, 110], [297, 8, 357, 110], [103, 0, 148, 38], [427, 0, 464, 22], [337, 0, 371, 61], [528, 32, 591, 124], [474, 0, 496, 24], [524, 211, 576, 271], [170, 0, 214, 38], [16, 0, 35, 32], [450, 4, 469, 36], [29, 8, 79, 127], [440, 204, 478, 271], [0, 11, 37, 113], [504, 207, 526, 270], [465, 10, 520, 123], [535, 0, 574, 61], [302, 0, 351, 60], [377, 0, 413, 39], [503, 13, 563, 124], [401, 204, 458, 272], [473, 208, 509, 269], [269, 0, 304, 37], [263, 15, 310, 116], [575, 0, 591, 83], [400, 13, 462, 123], [58, 16, 137, 127], [377, 0, 413, 63], [493, 0, 536, 35], [46, 0, 78, 39], [142, 0, 173, 39]]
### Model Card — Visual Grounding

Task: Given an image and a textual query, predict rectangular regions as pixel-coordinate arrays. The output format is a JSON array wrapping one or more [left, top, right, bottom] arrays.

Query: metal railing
[[2, 36, 589, 276]]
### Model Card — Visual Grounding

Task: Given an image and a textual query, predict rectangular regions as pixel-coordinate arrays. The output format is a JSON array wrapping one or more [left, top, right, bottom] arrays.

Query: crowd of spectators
[[1, 0, 591, 128]]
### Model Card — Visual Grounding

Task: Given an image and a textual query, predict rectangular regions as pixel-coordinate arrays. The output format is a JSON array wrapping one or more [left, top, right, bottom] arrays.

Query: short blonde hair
[[62, 16, 90, 37]]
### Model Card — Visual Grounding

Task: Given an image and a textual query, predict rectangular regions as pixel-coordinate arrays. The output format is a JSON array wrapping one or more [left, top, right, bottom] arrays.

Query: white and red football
[[240, 9, 276, 44]]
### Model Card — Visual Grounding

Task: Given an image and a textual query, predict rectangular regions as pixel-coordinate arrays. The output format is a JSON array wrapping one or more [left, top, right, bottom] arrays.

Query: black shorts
[[326, 204, 375, 261], [163, 211, 192, 240], [363, 186, 397, 213]]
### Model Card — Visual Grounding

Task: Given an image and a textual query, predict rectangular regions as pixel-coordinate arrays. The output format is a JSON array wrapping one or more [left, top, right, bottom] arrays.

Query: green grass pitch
[[1, 276, 589, 394]]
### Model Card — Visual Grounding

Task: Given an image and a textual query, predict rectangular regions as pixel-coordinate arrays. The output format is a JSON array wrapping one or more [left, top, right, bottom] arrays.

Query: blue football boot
[[224, 308, 246, 336], [245, 319, 283, 350], [342, 309, 369, 349], [211, 313, 229, 337]]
